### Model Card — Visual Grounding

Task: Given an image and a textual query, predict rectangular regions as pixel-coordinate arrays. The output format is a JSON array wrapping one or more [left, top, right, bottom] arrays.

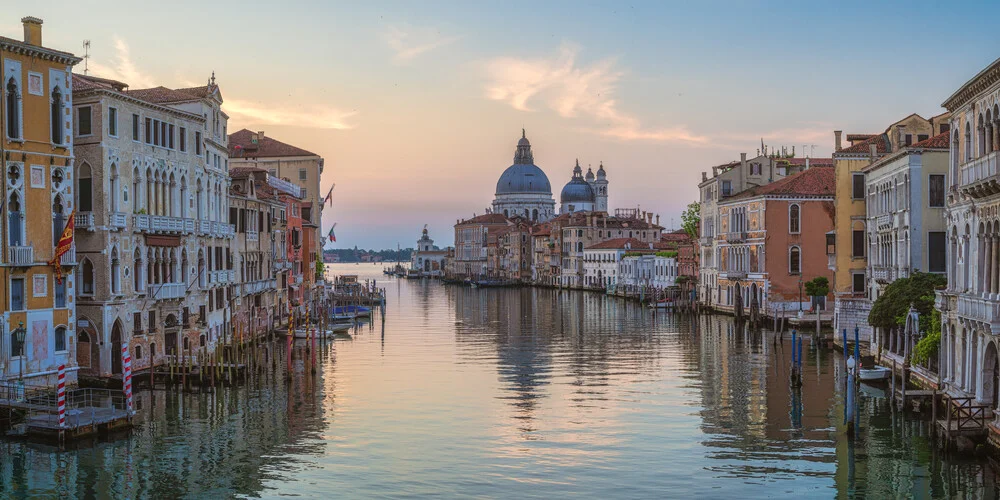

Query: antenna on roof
[[82, 40, 91, 75]]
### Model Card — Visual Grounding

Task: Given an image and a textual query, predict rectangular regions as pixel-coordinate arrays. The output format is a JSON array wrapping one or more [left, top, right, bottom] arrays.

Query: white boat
[[858, 366, 891, 381]]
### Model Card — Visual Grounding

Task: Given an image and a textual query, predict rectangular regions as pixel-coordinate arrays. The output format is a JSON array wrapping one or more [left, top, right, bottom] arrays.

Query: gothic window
[[51, 87, 63, 144], [7, 192, 23, 246], [789, 245, 801, 275], [6, 77, 20, 139], [79, 258, 95, 295], [789, 204, 800, 234], [55, 326, 66, 352], [134, 248, 144, 292]]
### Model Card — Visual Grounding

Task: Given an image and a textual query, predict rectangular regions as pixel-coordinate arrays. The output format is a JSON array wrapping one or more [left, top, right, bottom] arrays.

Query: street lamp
[[798, 275, 803, 314], [12, 321, 26, 399]]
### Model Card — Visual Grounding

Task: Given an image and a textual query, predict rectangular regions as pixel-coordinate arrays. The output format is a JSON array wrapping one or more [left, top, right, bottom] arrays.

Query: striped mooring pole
[[57, 364, 66, 429], [122, 343, 133, 416]]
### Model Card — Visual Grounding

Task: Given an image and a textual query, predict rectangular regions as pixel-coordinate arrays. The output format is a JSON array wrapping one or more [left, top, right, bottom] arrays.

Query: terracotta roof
[[126, 86, 204, 104], [228, 129, 319, 158], [783, 157, 834, 167], [175, 85, 212, 98], [729, 166, 835, 200], [836, 134, 890, 155], [845, 134, 875, 142], [457, 213, 508, 225], [229, 167, 266, 178], [661, 230, 692, 242], [586, 238, 656, 251], [911, 131, 950, 149], [73, 73, 128, 92]]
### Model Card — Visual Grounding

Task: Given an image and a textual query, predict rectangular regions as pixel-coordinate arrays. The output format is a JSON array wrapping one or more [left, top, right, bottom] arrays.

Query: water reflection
[[1, 266, 999, 498]]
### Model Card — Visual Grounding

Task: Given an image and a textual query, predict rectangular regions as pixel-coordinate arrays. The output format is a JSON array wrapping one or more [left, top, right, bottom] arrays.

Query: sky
[[9, 1, 1000, 248]]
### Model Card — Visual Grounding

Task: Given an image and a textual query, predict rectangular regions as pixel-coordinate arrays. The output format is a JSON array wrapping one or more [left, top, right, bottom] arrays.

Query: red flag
[[49, 210, 75, 284]]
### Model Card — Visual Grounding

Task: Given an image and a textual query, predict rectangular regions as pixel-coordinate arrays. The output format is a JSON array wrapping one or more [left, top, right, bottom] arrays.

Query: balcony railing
[[725, 231, 747, 243], [150, 215, 185, 233], [957, 295, 1000, 327], [875, 213, 892, 229], [872, 266, 895, 282], [960, 151, 999, 189], [76, 212, 95, 231], [60, 247, 76, 265], [150, 282, 186, 300], [8, 246, 33, 266], [134, 214, 150, 231], [110, 212, 128, 229], [722, 270, 747, 280], [199, 220, 212, 235]]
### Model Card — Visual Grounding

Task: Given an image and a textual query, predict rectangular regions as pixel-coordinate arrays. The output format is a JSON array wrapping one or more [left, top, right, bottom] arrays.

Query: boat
[[330, 312, 356, 321], [649, 298, 673, 309], [858, 366, 891, 381], [332, 305, 371, 318]]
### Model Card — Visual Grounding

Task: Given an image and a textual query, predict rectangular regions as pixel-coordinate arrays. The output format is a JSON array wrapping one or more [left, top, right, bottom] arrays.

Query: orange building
[[715, 166, 835, 315]]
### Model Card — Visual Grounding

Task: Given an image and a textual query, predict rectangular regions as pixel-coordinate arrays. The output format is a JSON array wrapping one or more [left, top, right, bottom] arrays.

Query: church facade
[[492, 131, 556, 221]]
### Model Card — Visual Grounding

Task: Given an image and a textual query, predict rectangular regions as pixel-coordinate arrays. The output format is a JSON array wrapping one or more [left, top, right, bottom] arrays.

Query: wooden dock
[[1, 385, 132, 441]]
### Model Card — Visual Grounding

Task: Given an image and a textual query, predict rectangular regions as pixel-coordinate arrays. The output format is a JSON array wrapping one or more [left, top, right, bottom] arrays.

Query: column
[[993, 234, 1000, 295], [976, 332, 984, 401], [983, 235, 991, 295]]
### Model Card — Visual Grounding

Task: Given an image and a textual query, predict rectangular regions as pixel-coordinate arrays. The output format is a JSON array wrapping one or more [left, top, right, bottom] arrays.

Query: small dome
[[585, 167, 595, 181], [560, 162, 596, 204], [596, 161, 606, 179]]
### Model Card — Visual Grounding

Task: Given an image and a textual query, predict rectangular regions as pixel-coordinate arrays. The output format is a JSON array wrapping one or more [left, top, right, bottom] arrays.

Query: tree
[[315, 252, 325, 280], [681, 201, 700, 238], [804, 277, 829, 298], [868, 272, 946, 334]]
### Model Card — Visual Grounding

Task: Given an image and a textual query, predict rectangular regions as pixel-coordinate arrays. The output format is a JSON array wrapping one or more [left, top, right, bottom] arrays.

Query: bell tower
[[594, 162, 609, 212]]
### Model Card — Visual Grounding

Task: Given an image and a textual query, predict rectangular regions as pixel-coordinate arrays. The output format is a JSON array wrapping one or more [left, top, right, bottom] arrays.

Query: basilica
[[491, 131, 609, 221]]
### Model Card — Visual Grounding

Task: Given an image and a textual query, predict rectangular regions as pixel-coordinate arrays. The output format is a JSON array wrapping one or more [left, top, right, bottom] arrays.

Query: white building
[[936, 57, 1000, 410], [410, 227, 449, 277], [492, 130, 556, 222]]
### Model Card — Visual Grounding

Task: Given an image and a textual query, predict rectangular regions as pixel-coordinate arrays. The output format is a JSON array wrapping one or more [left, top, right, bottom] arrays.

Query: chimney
[[21, 17, 42, 46], [740, 152, 747, 171], [805, 157, 810, 169], [897, 124, 907, 149], [869, 143, 878, 164], [702, 172, 707, 182], [656, 214, 660, 226], [834, 130, 843, 151]]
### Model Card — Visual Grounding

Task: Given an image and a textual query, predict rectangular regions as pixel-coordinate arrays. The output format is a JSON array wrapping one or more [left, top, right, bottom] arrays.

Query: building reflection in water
[[0, 341, 331, 498]]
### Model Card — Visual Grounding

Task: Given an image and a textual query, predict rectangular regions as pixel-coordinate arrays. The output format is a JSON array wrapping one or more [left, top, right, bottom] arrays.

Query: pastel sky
[[9, 1, 1000, 249]]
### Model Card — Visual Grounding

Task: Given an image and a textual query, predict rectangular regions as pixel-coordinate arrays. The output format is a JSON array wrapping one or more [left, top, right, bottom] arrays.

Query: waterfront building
[[697, 151, 833, 308], [492, 131, 556, 222], [715, 166, 835, 315], [557, 209, 663, 288], [862, 132, 950, 355], [490, 217, 533, 281], [582, 238, 639, 289], [228, 130, 325, 261], [587, 239, 677, 290], [831, 113, 949, 344], [530, 221, 559, 285], [662, 229, 698, 296], [228, 168, 283, 335], [0, 17, 81, 384], [936, 56, 1000, 411], [452, 213, 509, 279], [410, 227, 449, 277], [72, 72, 235, 376]]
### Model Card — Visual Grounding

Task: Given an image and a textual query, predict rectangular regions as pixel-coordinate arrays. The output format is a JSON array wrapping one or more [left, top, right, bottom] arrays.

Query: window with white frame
[[789, 204, 800, 234], [789, 245, 801, 275]]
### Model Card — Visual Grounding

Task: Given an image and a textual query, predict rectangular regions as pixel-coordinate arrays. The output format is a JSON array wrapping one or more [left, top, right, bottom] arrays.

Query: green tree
[[868, 272, 946, 335], [804, 277, 830, 298], [315, 252, 325, 280], [681, 201, 700, 238]]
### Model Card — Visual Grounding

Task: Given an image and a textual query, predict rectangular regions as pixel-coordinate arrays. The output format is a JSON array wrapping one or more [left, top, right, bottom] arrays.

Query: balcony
[[149, 215, 185, 234], [199, 220, 212, 235], [60, 247, 76, 265], [957, 295, 1000, 332], [245, 279, 276, 294], [110, 212, 128, 230], [721, 270, 747, 280], [725, 231, 747, 243], [134, 214, 150, 231], [959, 151, 1000, 198], [248, 231, 259, 242], [150, 282, 186, 300], [872, 266, 895, 283], [76, 212, 95, 231], [875, 213, 892, 230], [8, 246, 33, 266], [184, 218, 196, 233]]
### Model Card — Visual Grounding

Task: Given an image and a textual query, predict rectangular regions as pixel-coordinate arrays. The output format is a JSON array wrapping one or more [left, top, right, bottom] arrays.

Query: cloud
[[87, 37, 158, 89], [484, 43, 707, 144], [86, 37, 356, 130], [225, 98, 357, 130], [384, 25, 460, 63]]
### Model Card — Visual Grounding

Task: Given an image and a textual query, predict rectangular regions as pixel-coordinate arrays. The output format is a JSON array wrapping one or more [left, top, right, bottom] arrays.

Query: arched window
[[7, 191, 23, 246], [135, 344, 143, 360], [577, 242, 583, 252], [6, 77, 20, 139], [79, 258, 95, 295], [789, 204, 800, 234], [79, 162, 93, 212], [966, 121, 972, 161], [532, 209, 538, 221], [150, 342, 156, 359], [55, 326, 67, 352], [133, 167, 142, 212], [979, 114, 986, 156], [51, 87, 63, 144], [134, 248, 144, 292], [789, 246, 801, 274], [53, 194, 65, 246]]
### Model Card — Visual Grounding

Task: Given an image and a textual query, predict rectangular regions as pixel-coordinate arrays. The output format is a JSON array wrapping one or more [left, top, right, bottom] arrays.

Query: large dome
[[495, 131, 552, 195], [560, 161, 595, 203], [496, 164, 552, 195]]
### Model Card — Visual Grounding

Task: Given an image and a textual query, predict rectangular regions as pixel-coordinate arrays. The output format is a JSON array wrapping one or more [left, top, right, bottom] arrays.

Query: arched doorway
[[984, 339, 1000, 411], [111, 319, 124, 375], [77, 318, 100, 373]]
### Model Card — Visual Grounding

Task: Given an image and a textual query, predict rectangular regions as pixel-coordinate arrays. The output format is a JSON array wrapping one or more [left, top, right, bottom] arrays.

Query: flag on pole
[[49, 210, 75, 283], [328, 223, 337, 242], [323, 184, 336, 207]]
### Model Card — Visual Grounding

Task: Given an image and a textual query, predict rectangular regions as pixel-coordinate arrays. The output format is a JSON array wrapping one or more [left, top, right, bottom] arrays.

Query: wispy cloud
[[87, 37, 356, 130], [384, 24, 460, 64], [484, 43, 707, 144], [87, 37, 158, 89], [225, 99, 357, 130]]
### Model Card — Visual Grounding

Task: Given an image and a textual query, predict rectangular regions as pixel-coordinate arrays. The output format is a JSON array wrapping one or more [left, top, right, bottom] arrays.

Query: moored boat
[[858, 366, 891, 381]]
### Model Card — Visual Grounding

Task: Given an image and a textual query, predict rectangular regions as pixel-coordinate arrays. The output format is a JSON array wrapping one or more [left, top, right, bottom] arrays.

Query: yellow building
[[1, 17, 81, 385], [831, 113, 949, 345]]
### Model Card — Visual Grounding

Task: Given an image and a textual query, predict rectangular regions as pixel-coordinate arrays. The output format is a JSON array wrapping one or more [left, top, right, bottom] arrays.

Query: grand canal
[[1, 263, 998, 498]]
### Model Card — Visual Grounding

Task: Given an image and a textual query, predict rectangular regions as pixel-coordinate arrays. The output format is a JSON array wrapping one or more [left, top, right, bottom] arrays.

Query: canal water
[[1, 263, 998, 498]]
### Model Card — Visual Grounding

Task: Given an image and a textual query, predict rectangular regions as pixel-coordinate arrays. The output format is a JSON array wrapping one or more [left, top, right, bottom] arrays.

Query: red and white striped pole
[[122, 343, 133, 416], [57, 364, 66, 428]]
